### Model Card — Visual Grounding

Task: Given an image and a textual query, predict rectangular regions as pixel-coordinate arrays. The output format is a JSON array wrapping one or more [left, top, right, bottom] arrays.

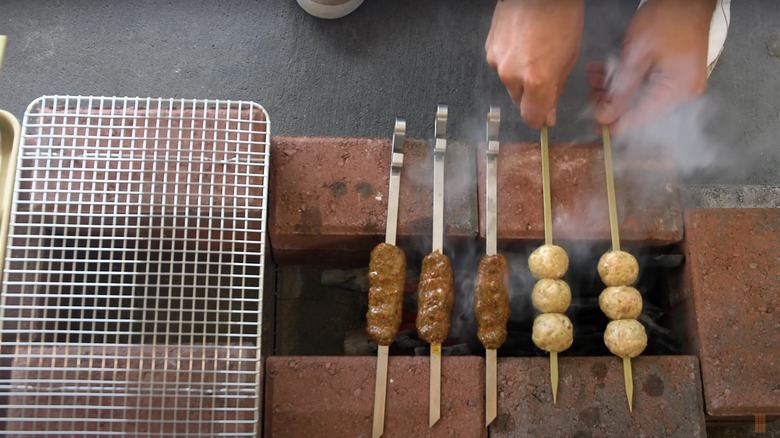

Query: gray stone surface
[[0, 0, 777, 185], [681, 185, 780, 209]]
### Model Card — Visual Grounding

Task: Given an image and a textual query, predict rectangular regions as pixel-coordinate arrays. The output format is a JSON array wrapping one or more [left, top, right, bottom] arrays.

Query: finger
[[587, 89, 606, 106], [484, 0, 504, 66], [585, 62, 606, 74], [610, 81, 679, 134], [587, 71, 606, 89], [520, 81, 558, 130], [595, 50, 652, 125], [506, 83, 524, 109], [545, 108, 557, 127], [486, 52, 497, 69]]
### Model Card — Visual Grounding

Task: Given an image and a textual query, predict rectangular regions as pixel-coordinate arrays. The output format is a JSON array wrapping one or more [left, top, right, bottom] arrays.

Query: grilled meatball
[[531, 279, 571, 314], [474, 254, 511, 350], [604, 319, 647, 358], [528, 244, 569, 280], [532, 313, 573, 353], [416, 250, 455, 344], [598, 250, 639, 287], [599, 286, 643, 320], [366, 243, 406, 346]]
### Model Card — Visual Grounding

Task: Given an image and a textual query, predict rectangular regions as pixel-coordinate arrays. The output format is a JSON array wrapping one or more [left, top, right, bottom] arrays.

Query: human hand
[[587, 0, 717, 133], [485, 0, 584, 129]]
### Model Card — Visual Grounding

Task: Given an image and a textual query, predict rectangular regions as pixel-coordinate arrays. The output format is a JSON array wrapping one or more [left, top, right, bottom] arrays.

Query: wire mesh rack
[[0, 96, 269, 436]]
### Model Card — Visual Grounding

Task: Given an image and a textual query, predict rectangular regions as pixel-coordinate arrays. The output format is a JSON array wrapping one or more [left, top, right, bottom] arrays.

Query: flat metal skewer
[[371, 118, 406, 438], [429, 104, 447, 428], [485, 106, 501, 426], [540, 126, 560, 402], [601, 126, 633, 412]]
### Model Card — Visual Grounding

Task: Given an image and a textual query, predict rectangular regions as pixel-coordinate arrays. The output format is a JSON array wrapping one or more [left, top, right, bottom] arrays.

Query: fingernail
[[546, 109, 557, 127], [596, 104, 615, 123]]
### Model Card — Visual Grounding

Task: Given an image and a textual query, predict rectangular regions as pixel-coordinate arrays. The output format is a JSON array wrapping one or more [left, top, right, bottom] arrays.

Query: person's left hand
[[587, 0, 716, 133]]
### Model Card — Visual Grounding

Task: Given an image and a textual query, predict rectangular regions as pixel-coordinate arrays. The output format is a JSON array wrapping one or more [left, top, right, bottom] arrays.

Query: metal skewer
[[484, 106, 501, 426], [429, 104, 447, 428], [371, 118, 406, 438], [601, 126, 633, 412], [539, 126, 560, 402]]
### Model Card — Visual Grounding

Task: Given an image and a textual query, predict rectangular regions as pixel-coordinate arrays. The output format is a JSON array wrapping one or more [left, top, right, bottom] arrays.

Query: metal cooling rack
[[0, 96, 269, 436]]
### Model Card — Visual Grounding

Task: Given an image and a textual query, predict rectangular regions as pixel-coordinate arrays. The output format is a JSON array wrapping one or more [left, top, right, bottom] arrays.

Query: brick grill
[[264, 135, 778, 435]]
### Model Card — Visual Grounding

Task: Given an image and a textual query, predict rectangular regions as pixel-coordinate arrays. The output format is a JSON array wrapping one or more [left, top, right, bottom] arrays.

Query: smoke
[[592, 42, 743, 183], [446, 245, 537, 353], [611, 93, 741, 182]]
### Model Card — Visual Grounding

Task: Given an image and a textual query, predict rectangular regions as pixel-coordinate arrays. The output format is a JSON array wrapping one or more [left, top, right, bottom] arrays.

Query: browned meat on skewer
[[474, 254, 511, 350], [366, 243, 406, 346], [416, 250, 454, 345]]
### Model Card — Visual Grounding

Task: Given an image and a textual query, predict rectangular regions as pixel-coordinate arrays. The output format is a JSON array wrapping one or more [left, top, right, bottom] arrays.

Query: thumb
[[595, 46, 652, 126], [611, 80, 686, 134]]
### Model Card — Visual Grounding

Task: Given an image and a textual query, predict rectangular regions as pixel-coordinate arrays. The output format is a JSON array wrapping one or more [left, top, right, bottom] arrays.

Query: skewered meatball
[[597, 250, 639, 287], [531, 279, 571, 314], [532, 313, 573, 353], [604, 319, 647, 358], [528, 244, 569, 280], [599, 286, 643, 320]]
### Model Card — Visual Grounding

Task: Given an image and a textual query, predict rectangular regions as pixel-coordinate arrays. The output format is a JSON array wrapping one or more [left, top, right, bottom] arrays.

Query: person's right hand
[[485, 0, 584, 129], [587, 0, 716, 133]]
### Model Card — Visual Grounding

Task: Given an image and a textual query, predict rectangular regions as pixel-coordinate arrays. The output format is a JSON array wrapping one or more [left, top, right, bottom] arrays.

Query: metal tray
[[0, 96, 269, 436]]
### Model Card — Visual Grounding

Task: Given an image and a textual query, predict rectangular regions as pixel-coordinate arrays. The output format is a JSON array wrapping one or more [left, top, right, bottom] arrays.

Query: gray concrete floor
[[1, 0, 779, 191]]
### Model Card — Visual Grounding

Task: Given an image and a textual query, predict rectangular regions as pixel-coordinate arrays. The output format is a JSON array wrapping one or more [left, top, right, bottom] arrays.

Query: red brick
[[682, 208, 780, 418], [492, 356, 705, 437], [269, 137, 477, 264], [6, 344, 259, 435], [264, 356, 486, 437], [477, 142, 683, 245]]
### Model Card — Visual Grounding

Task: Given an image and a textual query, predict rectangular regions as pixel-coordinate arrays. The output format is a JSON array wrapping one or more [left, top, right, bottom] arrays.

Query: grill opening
[[275, 241, 686, 359]]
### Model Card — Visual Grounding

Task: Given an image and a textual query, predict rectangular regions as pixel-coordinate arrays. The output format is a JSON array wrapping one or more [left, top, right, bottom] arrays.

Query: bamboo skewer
[[539, 126, 560, 402], [484, 106, 501, 426], [601, 126, 633, 412], [428, 105, 448, 428], [549, 351, 558, 403], [0, 35, 7, 78], [602, 126, 620, 252], [540, 126, 553, 247], [623, 356, 633, 412], [371, 118, 406, 438]]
